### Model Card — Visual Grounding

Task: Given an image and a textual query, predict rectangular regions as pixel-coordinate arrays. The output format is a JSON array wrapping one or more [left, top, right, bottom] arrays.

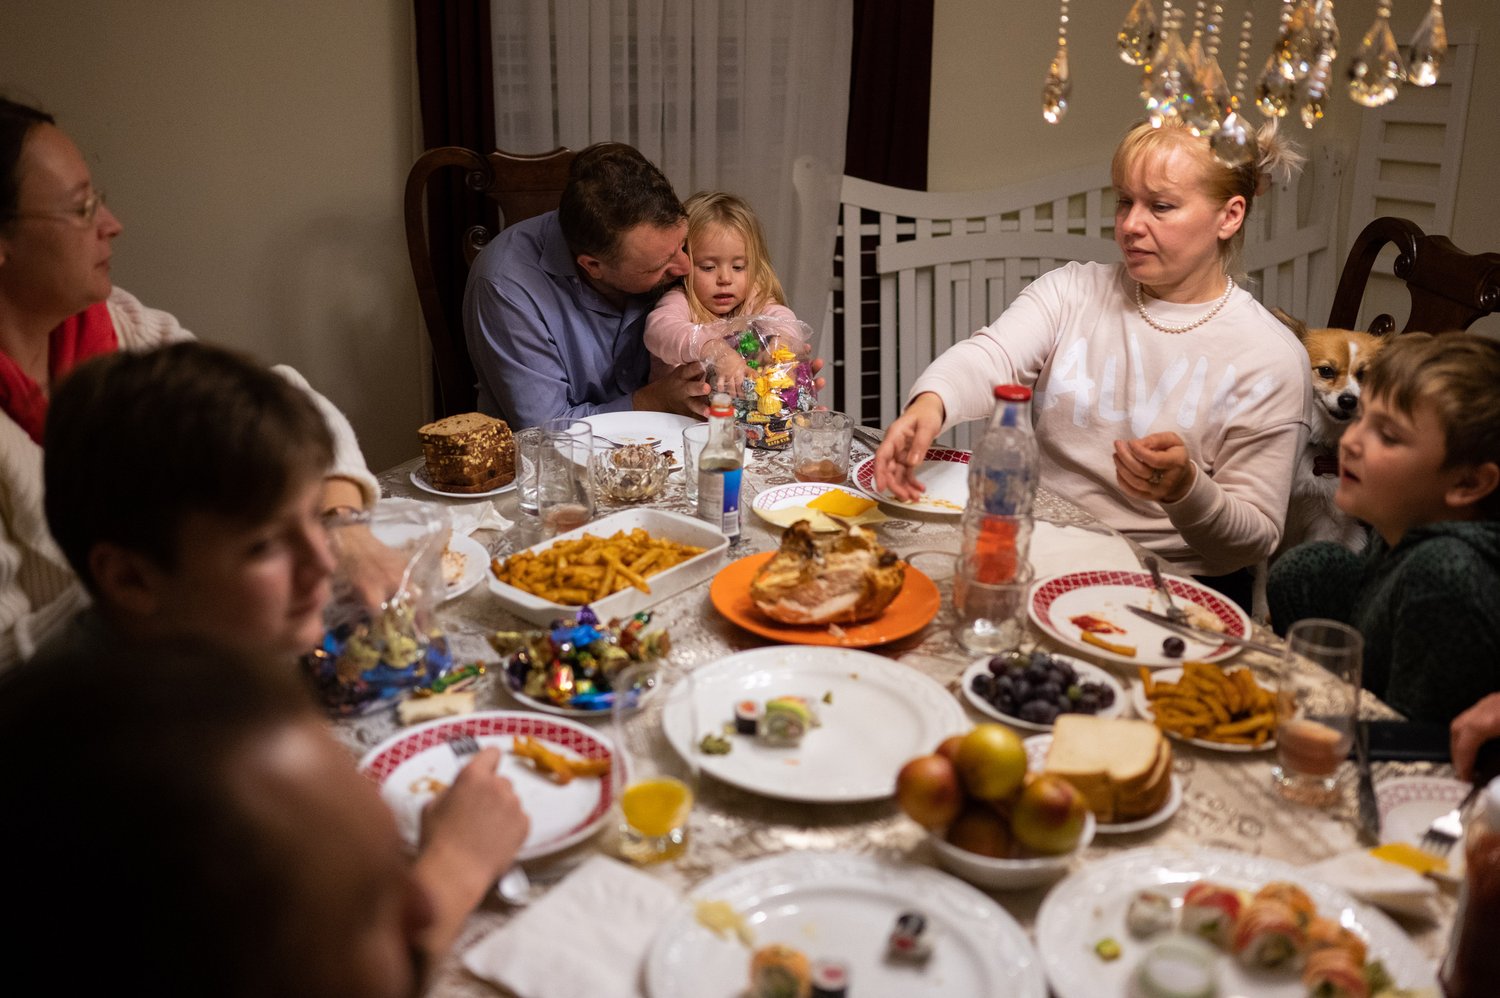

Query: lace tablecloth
[[349, 440, 1453, 995]]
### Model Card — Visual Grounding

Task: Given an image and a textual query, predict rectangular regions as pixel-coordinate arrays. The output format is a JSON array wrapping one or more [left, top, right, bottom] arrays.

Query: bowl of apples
[[896, 723, 1094, 890]]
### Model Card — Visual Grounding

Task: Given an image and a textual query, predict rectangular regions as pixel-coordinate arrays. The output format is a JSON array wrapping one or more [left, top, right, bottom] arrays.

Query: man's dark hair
[[0, 96, 55, 224], [44, 341, 335, 591], [0, 636, 316, 992], [557, 142, 684, 261]]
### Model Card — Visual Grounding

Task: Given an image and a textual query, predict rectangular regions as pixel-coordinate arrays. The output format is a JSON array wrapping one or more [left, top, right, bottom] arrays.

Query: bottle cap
[[994, 384, 1032, 402], [709, 392, 733, 417]]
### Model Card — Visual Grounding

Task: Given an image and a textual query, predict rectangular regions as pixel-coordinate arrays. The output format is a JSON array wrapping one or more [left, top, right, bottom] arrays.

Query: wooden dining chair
[[403, 146, 576, 418], [1326, 216, 1500, 334]]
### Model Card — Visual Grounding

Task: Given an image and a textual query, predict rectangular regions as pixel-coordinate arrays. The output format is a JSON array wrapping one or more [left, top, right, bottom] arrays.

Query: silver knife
[[1125, 605, 1286, 657], [1355, 720, 1382, 845]]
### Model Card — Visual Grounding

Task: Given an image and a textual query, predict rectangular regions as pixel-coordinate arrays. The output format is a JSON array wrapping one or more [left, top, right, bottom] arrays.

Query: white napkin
[[1302, 849, 1442, 919], [1029, 520, 1141, 579], [462, 855, 678, 998], [449, 501, 513, 536]]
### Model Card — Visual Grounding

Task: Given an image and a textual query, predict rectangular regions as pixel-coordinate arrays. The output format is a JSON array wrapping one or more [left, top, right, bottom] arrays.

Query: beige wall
[[0, 0, 422, 470], [931, 0, 1500, 334]]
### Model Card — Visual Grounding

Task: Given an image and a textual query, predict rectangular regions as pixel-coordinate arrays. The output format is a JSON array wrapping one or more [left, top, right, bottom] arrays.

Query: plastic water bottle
[[961, 384, 1038, 584], [695, 392, 743, 542], [1441, 745, 1500, 997]]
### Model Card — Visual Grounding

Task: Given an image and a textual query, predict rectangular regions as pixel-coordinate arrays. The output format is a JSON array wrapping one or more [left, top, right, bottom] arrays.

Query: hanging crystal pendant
[[1277, 0, 1320, 81], [1210, 109, 1254, 167], [1146, 28, 1199, 125], [1118, 0, 1161, 65], [1254, 51, 1296, 117], [1042, 46, 1072, 123], [1347, 9, 1406, 107], [1407, 0, 1447, 86], [1299, 53, 1333, 127]]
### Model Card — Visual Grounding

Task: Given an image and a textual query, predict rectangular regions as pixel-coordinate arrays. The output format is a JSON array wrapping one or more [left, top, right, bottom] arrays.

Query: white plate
[[645, 852, 1047, 998], [1024, 734, 1182, 834], [409, 465, 516, 498], [443, 533, 489, 601], [851, 448, 970, 515], [1378, 775, 1471, 879], [486, 508, 729, 626], [1030, 570, 1252, 668], [960, 655, 1126, 732], [662, 647, 968, 803], [1035, 846, 1440, 998], [750, 482, 875, 531], [1130, 667, 1277, 752], [358, 711, 614, 861], [581, 412, 696, 469]]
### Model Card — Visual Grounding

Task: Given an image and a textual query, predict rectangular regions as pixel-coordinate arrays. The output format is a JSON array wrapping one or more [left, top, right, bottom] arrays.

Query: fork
[[1420, 782, 1483, 858], [447, 734, 533, 905], [1145, 555, 1188, 623]]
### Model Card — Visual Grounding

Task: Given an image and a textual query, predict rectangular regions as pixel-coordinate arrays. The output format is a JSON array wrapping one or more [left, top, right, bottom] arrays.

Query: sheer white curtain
[[491, 0, 852, 324]]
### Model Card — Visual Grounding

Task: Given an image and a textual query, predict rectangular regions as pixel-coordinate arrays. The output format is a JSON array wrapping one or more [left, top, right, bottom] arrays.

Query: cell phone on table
[[1351, 719, 1451, 763]]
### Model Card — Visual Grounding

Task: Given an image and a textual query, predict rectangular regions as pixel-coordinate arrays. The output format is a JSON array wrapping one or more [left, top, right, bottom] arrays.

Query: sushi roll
[[886, 911, 933, 962], [1125, 889, 1178, 939], [1305, 916, 1368, 967], [1302, 946, 1370, 998], [735, 699, 763, 735], [1253, 881, 1317, 928], [761, 696, 819, 746], [1231, 897, 1306, 969], [749, 944, 812, 998], [809, 958, 849, 998], [1180, 882, 1243, 949]]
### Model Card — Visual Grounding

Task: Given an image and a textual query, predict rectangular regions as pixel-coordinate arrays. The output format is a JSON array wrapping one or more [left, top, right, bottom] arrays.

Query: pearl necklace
[[1134, 276, 1236, 334]]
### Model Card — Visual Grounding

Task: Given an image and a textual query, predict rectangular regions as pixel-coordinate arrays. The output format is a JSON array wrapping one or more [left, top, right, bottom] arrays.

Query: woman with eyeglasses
[[0, 97, 381, 669]]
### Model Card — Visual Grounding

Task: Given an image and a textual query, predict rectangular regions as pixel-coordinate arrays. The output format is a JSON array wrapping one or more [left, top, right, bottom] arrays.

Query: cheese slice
[[807, 490, 877, 518], [1369, 842, 1449, 877]]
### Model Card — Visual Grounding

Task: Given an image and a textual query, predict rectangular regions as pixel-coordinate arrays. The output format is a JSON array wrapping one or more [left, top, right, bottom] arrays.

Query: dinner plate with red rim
[[1029, 569, 1251, 668], [749, 481, 875, 531], [409, 465, 516, 499], [709, 550, 941, 647], [1023, 734, 1182, 834], [358, 711, 616, 861], [851, 448, 970, 515], [1129, 666, 1277, 753]]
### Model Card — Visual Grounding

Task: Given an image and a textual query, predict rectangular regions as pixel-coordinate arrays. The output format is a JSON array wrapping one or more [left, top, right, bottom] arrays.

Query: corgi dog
[[1251, 310, 1387, 618]]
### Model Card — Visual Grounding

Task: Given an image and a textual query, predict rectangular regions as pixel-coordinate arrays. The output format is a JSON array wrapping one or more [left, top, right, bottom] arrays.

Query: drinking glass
[[611, 661, 698, 865], [1272, 618, 1363, 805], [681, 424, 710, 503], [953, 556, 1034, 654], [791, 410, 854, 483], [535, 419, 593, 536], [515, 426, 544, 515]]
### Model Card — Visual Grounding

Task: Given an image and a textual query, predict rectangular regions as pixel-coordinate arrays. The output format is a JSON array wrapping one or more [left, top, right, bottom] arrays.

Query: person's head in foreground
[[0, 637, 435, 997], [44, 340, 337, 656], [1336, 331, 1500, 546], [1110, 118, 1302, 303], [0, 96, 123, 332], [559, 141, 688, 300], [681, 190, 787, 321]]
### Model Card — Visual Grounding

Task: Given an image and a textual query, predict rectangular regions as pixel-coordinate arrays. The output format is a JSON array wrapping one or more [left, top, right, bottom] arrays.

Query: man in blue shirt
[[463, 143, 709, 427]]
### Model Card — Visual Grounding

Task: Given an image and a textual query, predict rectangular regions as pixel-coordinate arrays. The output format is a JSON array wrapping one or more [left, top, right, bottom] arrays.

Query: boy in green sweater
[[1269, 332, 1500, 723]]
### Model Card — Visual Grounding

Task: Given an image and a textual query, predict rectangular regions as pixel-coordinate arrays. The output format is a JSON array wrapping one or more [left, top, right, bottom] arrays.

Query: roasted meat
[[749, 520, 906, 624]]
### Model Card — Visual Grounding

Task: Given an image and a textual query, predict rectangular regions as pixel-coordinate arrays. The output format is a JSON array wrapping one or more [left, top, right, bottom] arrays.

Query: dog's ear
[[1270, 307, 1309, 339]]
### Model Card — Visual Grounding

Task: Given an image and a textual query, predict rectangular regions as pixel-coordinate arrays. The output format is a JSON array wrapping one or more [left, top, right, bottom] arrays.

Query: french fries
[[1139, 661, 1276, 746], [511, 736, 611, 784], [1082, 630, 1137, 657], [491, 528, 706, 605]]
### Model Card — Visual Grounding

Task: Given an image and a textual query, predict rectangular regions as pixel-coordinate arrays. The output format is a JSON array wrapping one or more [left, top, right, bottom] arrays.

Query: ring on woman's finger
[[1148, 469, 1164, 486]]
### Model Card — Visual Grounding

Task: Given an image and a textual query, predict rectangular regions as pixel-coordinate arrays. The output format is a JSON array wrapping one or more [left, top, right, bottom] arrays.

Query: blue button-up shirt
[[463, 211, 652, 427]]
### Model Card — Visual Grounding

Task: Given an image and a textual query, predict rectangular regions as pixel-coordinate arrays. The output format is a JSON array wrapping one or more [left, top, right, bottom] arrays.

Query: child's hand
[[703, 339, 750, 396]]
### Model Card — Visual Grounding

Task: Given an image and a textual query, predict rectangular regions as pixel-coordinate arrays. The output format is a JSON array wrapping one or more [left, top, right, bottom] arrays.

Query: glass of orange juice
[[611, 661, 697, 864], [1272, 618, 1363, 805]]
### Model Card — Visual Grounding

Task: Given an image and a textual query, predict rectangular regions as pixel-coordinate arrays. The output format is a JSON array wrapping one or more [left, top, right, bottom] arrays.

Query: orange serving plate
[[709, 550, 941, 648]]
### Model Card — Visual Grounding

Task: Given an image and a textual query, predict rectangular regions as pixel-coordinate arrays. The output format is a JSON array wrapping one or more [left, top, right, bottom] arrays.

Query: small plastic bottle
[[1441, 775, 1500, 997], [695, 392, 743, 542], [960, 384, 1039, 583]]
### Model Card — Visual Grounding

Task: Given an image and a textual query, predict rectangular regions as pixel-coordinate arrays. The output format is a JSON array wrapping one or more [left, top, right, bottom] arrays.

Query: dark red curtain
[[844, 0, 933, 189], [412, 0, 495, 413]]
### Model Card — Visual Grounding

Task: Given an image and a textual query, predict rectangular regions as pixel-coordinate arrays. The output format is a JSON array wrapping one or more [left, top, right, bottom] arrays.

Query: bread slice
[[418, 412, 515, 491], [1044, 715, 1167, 824]]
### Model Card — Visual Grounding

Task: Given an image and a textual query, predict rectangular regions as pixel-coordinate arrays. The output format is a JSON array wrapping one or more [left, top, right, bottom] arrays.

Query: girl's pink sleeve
[[643, 289, 706, 366]]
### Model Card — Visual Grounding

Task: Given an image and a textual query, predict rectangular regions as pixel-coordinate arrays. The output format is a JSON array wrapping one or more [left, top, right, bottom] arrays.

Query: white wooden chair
[[794, 149, 1345, 448]]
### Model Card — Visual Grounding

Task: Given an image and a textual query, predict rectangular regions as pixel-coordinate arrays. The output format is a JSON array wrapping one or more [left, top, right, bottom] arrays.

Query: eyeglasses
[[9, 189, 108, 226]]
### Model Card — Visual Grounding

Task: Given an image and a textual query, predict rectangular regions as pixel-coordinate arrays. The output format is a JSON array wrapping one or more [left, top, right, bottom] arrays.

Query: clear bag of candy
[[695, 313, 817, 449]]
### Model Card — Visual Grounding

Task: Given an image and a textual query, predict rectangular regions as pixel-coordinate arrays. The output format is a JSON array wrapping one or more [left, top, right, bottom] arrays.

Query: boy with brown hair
[[1269, 331, 1500, 723]]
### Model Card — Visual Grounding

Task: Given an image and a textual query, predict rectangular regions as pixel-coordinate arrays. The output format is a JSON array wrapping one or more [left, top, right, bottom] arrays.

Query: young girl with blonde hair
[[644, 191, 800, 381]]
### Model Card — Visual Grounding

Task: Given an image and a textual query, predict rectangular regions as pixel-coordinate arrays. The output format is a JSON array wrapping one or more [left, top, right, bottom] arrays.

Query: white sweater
[[0, 288, 377, 669], [909, 262, 1310, 575]]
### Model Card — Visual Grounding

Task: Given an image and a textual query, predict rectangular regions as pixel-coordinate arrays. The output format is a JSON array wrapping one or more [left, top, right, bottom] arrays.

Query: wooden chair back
[[404, 146, 575, 417], [1327, 217, 1500, 334]]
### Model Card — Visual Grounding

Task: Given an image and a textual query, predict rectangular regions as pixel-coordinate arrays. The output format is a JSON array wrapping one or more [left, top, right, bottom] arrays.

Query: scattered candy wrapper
[[490, 605, 671, 712]]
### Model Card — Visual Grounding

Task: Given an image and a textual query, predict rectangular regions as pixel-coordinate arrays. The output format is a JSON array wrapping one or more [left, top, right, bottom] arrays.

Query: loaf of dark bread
[[418, 413, 515, 492]]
